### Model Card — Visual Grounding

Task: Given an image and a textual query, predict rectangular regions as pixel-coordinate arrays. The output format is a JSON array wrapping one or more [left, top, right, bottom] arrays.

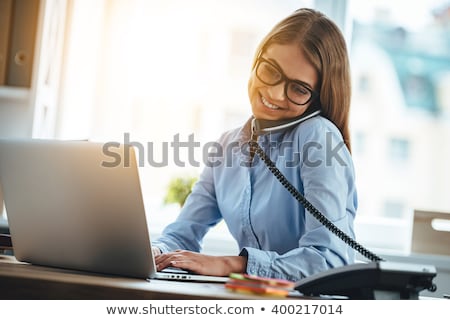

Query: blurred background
[[1, 0, 449, 260]]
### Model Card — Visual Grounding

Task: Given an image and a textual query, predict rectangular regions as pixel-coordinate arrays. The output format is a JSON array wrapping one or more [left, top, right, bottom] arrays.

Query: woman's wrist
[[222, 255, 247, 274]]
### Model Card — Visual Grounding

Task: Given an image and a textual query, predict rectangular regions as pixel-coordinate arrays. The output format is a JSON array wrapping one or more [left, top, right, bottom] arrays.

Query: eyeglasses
[[255, 57, 319, 106]]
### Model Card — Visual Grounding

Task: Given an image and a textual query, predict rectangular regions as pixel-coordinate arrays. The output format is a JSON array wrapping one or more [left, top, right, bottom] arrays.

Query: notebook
[[0, 139, 228, 283]]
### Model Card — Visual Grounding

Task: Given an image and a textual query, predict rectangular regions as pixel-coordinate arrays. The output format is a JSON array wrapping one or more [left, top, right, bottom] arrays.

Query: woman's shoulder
[[297, 115, 339, 132], [290, 115, 342, 140]]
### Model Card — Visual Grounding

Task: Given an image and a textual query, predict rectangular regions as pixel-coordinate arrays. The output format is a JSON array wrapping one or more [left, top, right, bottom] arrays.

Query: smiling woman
[[18, 0, 449, 270], [151, 8, 358, 281]]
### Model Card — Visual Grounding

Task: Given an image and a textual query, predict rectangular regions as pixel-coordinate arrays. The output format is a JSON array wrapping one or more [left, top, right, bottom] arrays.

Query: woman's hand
[[154, 250, 247, 277], [152, 246, 161, 258]]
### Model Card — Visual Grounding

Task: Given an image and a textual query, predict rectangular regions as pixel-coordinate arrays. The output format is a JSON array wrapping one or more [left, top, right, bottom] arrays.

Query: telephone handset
[[249, 115, 437, 299], [252, 110, 321, 136]]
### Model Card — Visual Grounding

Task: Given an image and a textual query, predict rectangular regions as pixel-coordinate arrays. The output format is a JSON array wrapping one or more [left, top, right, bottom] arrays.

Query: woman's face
[[248, 43, 319, 120]]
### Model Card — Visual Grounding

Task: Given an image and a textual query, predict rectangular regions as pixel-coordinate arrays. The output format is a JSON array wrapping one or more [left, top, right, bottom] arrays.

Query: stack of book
[[225, 273, 295, 297]]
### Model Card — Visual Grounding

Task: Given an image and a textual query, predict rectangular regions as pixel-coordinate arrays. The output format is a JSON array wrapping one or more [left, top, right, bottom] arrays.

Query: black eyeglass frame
[[255, 57, 319, 106]]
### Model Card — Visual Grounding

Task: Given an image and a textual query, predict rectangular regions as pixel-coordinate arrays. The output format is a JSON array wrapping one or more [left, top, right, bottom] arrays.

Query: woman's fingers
[[155, 251, 188, 271], [153, 250, 242, 276], [154, 251, 206, 273]]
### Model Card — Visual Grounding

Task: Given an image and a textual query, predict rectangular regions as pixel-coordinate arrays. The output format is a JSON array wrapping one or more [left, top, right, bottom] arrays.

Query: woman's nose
[[266, 82, 286, 101]]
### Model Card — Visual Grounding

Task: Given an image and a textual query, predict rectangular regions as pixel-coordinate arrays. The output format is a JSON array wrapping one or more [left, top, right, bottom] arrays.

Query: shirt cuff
[[239, 247, 273, 278], [151, 241, 170, 254]]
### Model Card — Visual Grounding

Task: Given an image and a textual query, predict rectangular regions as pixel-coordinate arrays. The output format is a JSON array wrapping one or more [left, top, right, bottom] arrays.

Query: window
[[228, 29, 258, 77], [388, 137, 410, 162], [383, 200, 406, 219], [353, 131, 367, 155], [350, 0, 450, 254]]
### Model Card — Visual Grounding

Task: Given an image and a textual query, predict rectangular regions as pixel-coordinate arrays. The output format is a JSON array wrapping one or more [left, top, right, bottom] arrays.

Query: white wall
[[0, 91, 35, 138]]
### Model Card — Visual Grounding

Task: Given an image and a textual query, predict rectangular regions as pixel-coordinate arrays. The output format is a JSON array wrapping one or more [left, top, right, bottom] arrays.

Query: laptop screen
[[0, 139, 155, 278]]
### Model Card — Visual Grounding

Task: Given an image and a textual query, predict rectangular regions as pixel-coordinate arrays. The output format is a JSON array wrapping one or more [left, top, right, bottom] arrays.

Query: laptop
[[0, 139, 228, 283]]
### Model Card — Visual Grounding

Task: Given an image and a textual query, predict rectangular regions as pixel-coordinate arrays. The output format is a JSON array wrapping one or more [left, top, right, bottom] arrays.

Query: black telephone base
[[294, 261, 437, 300]]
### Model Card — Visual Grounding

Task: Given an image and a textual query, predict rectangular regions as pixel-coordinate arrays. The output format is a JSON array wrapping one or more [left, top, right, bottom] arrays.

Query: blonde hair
[[252, 8, 352, 152]]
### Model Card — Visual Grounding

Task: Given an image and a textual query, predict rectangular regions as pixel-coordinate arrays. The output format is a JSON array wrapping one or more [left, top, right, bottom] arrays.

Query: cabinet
[[0, 0, 40, 87]]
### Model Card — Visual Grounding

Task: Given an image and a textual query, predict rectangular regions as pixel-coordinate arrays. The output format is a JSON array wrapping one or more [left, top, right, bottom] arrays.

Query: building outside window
[[350, 0, 450, 252]]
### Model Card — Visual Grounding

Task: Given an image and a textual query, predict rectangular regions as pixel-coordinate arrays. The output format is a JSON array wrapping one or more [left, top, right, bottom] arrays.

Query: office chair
[[412, 210, 450, 256]]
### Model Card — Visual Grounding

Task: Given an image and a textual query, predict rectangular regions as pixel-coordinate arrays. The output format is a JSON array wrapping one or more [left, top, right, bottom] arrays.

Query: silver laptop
[[0, 139, 228, 283]]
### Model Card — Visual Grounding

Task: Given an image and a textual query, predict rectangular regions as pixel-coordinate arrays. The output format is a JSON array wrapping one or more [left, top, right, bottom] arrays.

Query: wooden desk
[[0, 255, 296, 300]]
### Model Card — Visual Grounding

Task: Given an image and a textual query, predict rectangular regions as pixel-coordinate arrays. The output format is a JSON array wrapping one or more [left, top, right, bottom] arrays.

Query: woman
[[152, 8, 357, 281]]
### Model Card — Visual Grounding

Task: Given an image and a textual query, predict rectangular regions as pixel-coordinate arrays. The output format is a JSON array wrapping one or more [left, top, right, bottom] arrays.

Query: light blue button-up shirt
[[153, 115, 357, 281]]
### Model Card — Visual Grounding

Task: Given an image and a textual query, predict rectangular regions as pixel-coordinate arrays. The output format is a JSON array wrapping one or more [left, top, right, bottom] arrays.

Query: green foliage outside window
[[164, 176, 198, 207]]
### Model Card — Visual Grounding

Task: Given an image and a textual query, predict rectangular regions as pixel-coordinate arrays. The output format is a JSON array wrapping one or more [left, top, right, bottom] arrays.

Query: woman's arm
[[152, 164, 223, 253]]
